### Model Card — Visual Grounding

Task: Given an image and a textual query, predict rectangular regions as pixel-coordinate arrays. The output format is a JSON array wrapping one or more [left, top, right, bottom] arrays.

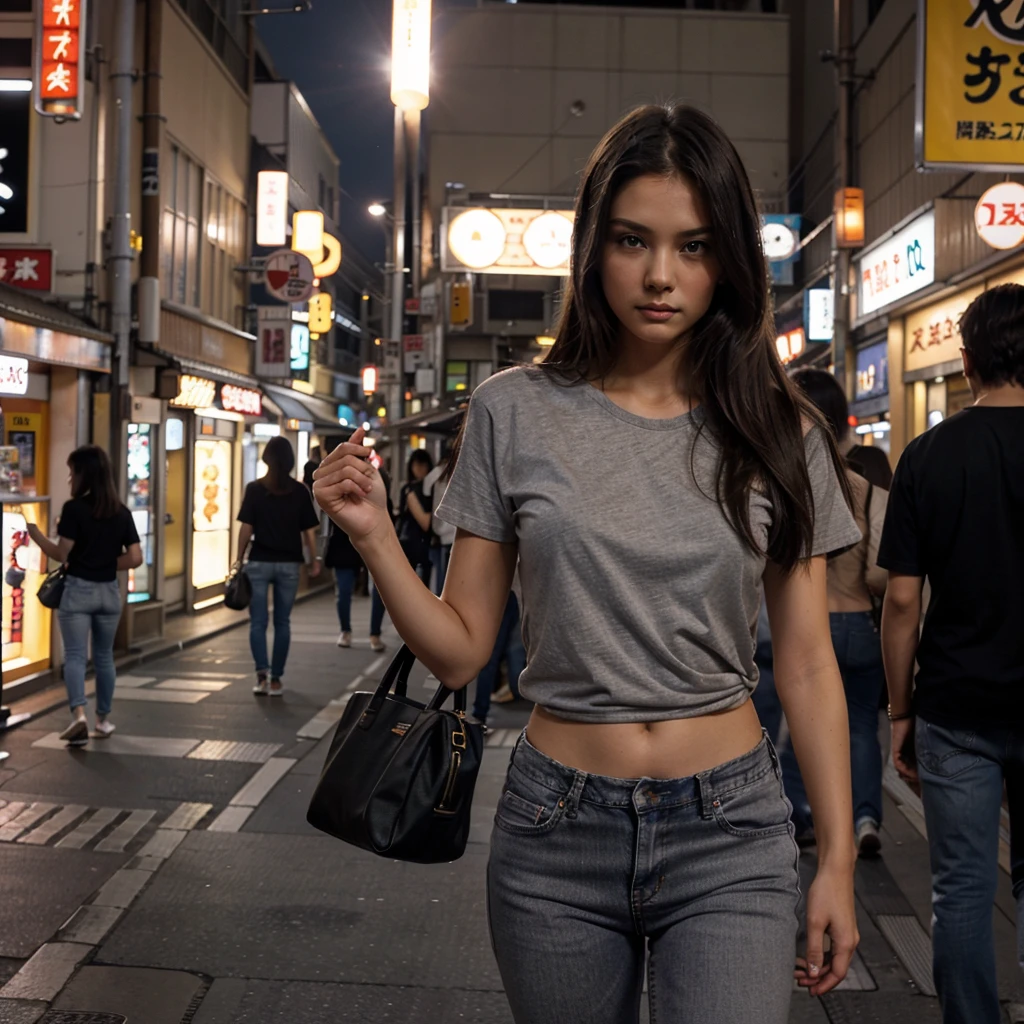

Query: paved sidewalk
[[0, 593, 1019, 1023]]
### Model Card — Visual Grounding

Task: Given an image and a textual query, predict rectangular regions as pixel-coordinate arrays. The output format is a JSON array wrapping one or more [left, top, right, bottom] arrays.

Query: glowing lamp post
[[391, 0, 431, 112]]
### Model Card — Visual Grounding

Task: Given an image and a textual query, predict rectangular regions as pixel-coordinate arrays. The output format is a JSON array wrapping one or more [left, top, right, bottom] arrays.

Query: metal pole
[[831, 0, 853, 395], [388, 106, 408, 496], [110, 0, 136, 497], [409, 109, 422, 298]]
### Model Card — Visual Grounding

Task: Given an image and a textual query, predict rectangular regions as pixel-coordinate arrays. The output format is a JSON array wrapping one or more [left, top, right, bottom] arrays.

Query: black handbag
[[223, 563, 252, 611], [306, 644, 484, 864], [37, 564, 67, 609]]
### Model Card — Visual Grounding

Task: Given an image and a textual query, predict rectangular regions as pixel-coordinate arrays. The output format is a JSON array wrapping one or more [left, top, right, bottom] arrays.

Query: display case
[[1, 496, 52, 681]]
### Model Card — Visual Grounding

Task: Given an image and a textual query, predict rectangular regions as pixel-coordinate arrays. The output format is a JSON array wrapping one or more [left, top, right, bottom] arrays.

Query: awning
[[171, 355, 261, 391], [389, 403, 466, 437], [263, 383, 340, 430]]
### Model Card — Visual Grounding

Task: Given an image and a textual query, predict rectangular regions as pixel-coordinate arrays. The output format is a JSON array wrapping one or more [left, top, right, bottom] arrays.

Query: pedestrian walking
[[326, 464, 392, 653], [27, 445, 143, 745], [313, 104, 861, 1022], [397, 450, 433, 586], [302, 445, 322, 492], [422, 443, 455, 596], [237, 436, 321, 696], [788, 368, 889, 857], [469, 591, 526, 728], [878, 283, 1024, 1024]]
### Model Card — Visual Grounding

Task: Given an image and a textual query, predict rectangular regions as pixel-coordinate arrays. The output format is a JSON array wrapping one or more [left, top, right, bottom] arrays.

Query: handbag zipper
[[436, 715, 468, 814]]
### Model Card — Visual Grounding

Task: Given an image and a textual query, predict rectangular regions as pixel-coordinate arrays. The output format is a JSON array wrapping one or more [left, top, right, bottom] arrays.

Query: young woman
[[237, 436, 321, 695], [396, 450, 433, 586], [787, 369, 889, 857], [28, 446, 143, 745], [314, 104, 861, 1022]]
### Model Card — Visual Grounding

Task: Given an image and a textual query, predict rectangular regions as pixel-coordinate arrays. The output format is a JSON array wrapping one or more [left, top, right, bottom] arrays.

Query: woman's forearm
[[355, 528, 490, 688], [778, 659, 855, 867], [36, 536, 65, 562]]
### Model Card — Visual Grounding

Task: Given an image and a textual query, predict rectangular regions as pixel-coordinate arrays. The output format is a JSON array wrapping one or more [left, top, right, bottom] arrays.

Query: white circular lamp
[[447, 209, 507, 269], [523, 211, 573, 270]]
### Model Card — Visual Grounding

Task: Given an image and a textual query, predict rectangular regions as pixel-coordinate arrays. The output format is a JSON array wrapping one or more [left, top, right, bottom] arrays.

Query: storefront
[[263, 382, 344, 471], [0, 287, 112, 686], [851, 338, 891, 454]]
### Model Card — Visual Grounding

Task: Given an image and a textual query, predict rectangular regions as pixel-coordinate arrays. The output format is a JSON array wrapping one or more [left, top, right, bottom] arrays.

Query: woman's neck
[[598, 337, 695, 414]]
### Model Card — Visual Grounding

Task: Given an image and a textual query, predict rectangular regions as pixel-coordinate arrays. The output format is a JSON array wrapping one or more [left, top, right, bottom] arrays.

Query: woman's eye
[[619, 233, 645, 249], [683, 239, 709, 255]]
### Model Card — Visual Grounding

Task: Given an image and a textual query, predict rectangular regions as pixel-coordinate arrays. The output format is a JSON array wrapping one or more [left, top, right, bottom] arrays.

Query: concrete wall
[[429, 4, 790, 210]]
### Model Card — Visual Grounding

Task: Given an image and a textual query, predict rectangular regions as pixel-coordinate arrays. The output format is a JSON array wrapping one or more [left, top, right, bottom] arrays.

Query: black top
[[324, 487, 395, 571], [238, 478, 320, 563], [877, 407, 1024, 728], [58, 498, 140, 583], [397, 481, 431, 564]]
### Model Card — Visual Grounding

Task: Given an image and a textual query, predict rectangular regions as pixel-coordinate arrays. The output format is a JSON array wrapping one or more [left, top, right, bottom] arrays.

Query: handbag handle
[[359, 644, 465, 727]]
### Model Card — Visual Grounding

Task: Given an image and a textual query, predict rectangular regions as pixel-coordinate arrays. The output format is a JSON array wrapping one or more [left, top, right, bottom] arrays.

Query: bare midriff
[[525, 699, 765, 780]]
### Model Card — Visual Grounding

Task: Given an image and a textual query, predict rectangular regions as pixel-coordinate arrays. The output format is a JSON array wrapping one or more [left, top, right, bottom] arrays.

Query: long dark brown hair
[[542, 103, 850, 571], [261, 435, 295, 496], [68, 445, 120, 519]]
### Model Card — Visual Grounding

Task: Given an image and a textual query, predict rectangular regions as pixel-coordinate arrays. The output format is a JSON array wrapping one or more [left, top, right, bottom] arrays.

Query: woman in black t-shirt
[[27, 445, 143, 746], [237, 436, 321, 695], [397, 450, 434, 586]]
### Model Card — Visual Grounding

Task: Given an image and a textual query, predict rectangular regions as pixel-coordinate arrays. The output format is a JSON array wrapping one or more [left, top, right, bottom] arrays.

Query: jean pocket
[[916, 721, 980, 779], [494, 765, 571, 837], [711, 767, 792, 838]]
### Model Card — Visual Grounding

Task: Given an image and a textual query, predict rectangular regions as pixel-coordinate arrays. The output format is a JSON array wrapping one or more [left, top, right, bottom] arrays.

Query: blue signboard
[[336, 404, 356, 427], [855, 341, 889, 401], [763, 214, 802, 287], [290, 324, 310, 373]]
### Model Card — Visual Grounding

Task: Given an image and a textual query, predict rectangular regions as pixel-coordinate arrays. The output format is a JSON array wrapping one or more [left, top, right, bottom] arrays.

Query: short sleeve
[[296, 485, 320, 531], [57, 500, 80, 540], [876, 446, 923, 576], [237, 483, 257, 525], [121, 507, 141, 547], [435, 392, 516, 543], [804, 427, 862, 557]]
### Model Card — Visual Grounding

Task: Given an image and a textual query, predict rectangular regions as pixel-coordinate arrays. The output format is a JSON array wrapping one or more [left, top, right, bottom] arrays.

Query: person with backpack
[[27, 446, 143, 744]]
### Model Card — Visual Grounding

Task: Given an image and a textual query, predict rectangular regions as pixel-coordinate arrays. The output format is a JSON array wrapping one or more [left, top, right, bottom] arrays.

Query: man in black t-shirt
[[878, 284, 1024, 1024]]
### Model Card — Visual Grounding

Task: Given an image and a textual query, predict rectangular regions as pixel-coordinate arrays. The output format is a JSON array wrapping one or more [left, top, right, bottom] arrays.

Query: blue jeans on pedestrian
[[334, 567, 386, 636], [916, 717, 1024, 1024], [245, 560, 300, 679], [429, 543, 451, 596], [58, 576, 123, 718], [472, 593, 524, 722], [489, 731, 800, 1023]]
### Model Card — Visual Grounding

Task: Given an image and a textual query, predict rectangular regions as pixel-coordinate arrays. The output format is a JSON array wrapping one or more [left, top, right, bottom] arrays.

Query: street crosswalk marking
[[0, 802, 58, 842], [114, 688, 210, 704], [0, 800, 28, 827], [17, 804, 89, 846], [160, 802, 213, 831], [57, 807, 121, 850], [186, 740, 281, 763], [95, 810, 155, 853], [155, 678, 232, 691]]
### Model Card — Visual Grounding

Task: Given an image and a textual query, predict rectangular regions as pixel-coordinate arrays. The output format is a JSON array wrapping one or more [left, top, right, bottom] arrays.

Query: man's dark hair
[[959, 283, 1024, 388], [790, 368, 849, 443]]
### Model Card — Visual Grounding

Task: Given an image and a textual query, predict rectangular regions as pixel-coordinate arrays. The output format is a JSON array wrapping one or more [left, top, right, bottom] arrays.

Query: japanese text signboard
[[918, 0, 1024, 171], [35, 0, 86, 121], [856, 209, 936, 319], [904, 286, 982, 373], [0, 249, 53, 292]]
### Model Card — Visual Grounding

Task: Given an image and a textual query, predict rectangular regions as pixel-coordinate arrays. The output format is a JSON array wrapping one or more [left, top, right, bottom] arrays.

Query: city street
[[0, 592, 1018, 1024]]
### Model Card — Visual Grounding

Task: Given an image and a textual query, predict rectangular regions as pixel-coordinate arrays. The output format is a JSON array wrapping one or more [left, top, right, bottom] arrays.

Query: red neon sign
[[36, 0, 86, 120]]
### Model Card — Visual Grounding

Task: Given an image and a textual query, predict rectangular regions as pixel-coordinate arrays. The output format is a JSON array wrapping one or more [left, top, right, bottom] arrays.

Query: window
[[488, 289, 545, 321], [202, 178, 246, 326], [161, 144, 202, 308]]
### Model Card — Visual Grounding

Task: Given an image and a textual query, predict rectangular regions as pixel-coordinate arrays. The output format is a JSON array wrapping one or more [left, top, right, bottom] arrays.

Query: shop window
[[446, 360, 469, 393], [126, 424, 153, 604]]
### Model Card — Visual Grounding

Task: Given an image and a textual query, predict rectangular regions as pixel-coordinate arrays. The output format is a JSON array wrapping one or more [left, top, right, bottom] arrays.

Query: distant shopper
[[878, 283, 1024, 1024], [422, 443, 455, 596], [470, 591, 526, 729], [238, 436, 321, 696], [326, 465, 392, 653], [397, 450, 433, 585], [27, 446, 143, 745], [302, 445, 322, 492], [791, 369, 889, 857]]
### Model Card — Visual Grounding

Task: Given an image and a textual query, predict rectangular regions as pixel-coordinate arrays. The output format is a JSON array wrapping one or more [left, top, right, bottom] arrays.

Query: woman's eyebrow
[[608, 217, 713, 239]]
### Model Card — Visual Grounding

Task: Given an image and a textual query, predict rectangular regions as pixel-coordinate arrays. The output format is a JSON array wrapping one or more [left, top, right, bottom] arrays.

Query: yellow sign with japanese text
[[920, 0, 1024, 170]]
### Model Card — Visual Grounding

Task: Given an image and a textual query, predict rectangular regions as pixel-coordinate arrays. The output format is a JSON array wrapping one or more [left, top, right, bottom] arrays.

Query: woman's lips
[[637, 306, 677, 322]]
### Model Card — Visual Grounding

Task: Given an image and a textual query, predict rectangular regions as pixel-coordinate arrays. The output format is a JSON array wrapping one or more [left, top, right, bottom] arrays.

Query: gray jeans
[[488, 731, 800, 1024]]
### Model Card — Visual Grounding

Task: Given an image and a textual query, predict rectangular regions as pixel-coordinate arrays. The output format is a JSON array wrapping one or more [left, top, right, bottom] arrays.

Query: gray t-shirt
[[436, 366, 861, 723]]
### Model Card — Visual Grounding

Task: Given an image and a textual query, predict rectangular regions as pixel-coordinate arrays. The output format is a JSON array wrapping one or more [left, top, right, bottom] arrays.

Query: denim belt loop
[[696, 771, 715, 820], [565, 770, 587, 819]]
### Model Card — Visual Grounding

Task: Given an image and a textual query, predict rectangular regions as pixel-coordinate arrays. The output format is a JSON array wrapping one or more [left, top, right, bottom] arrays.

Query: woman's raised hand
[[312, 429, 389, 542]]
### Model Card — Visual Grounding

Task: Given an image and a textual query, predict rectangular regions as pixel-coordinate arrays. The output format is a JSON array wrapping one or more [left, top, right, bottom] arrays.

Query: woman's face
[[600, 172, 722, 353], [411, 460, 429, 481]]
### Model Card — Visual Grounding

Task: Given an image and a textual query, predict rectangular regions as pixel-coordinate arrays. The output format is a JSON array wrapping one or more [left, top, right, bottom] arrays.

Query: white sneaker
[[94, 719, 116, 739], [369, 636, 386, 653], [60, 717, 88, 745], [856, 819, 882, 858], [337, 632, 352, 648], [268, 678, 284, 697], [253, 673, 270, 695]]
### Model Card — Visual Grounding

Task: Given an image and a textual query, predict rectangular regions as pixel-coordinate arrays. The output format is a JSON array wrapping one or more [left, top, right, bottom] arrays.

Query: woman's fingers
[[317, 435, 371, 472], [314, 459, 374, 491]]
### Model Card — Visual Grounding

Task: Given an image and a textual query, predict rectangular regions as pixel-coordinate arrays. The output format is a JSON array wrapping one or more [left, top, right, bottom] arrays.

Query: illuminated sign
[[776, 328, 806, 365], [391, 0, 431, 112], [0, 93, 31, 233], [362, 365, 378, 394], [855, 341, 889, 401], [171, 374, 217, 409], [308, 292, 333, 334], [974, 181, 1024, 249], [336, 404, 356, 426], [805, 289, 834, 341], [442, 207, 575, 277], [290, 324, 310, 373], [856, 210, 935, 319], [256, 171, 288, 248], [35, 0, 86, 120], [0, 249, 52, 292], [220, 384, 262, 416], [0, 356, 29, 395]]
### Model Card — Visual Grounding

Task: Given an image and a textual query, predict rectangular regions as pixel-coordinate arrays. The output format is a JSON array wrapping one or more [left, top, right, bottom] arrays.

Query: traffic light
[[450, 280, 471, 327]]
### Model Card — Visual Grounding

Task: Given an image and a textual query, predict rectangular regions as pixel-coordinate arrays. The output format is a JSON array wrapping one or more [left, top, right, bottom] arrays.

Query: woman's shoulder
[[471, 363, 560, 410]]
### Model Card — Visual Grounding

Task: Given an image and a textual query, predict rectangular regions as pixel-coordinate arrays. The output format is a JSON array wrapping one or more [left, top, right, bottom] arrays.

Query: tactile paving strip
[[40, 1014, 128, 1024], [877, 914, 937, 996], [185, 740, 282, 763]]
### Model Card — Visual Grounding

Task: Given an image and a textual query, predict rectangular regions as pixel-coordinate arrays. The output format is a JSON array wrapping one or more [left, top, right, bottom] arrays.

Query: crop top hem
[[531, 690, 753, 724]]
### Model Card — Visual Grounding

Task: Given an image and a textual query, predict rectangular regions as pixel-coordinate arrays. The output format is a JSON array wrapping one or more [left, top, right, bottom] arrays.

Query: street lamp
[[368, 203, 388, 218]]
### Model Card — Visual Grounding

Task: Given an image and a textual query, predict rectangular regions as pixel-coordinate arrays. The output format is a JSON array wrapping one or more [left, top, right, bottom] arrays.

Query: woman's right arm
[[314, 430, 515, 688]]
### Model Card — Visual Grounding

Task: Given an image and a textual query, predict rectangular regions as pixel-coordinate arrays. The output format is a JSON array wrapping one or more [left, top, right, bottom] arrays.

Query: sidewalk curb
[[2, 583, 336, 731]]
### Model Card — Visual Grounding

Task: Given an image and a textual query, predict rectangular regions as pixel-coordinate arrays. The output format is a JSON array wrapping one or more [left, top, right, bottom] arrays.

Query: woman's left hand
[[794, 862, 859, 996]]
